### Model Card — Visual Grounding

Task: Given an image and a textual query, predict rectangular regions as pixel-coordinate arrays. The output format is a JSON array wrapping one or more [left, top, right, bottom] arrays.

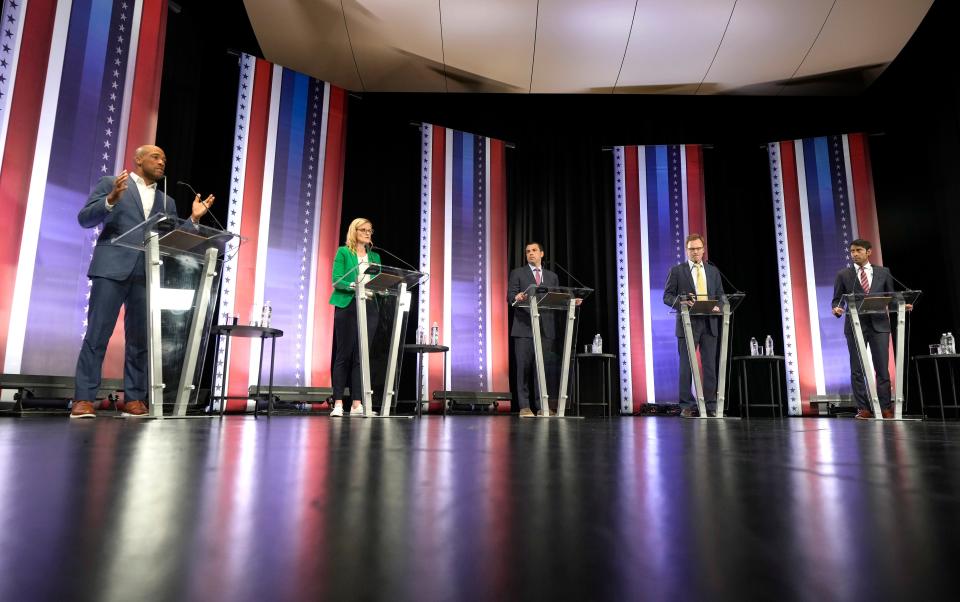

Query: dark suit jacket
[[78, 176, 177, 281], [831, 264, 895, 334], [662, 261, 724, 337], [507, 265, 559, 339]]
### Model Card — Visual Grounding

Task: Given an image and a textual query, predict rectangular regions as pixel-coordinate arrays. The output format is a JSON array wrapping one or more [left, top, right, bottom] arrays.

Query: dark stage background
[[156, 0, 959, 412]]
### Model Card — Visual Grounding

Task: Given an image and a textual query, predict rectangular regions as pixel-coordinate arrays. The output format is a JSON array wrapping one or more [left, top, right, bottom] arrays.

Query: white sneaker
[[329, 405, 344, 417], [349, 404, 365, 416]]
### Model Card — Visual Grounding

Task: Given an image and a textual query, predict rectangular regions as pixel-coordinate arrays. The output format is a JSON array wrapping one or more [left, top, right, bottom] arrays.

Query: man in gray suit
[[831, 238, 903, 419], [663, 234, 725, 417], [508, 242, 559, 417], [71, 145, 214, 418]]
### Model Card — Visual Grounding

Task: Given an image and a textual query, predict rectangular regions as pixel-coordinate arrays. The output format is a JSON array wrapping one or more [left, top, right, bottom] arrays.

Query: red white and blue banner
[[768, 133, 882, 416], [215, 54, 347, 411], [614, 145, 707, 413], [0, 0, 167, 378], [418, 124, 509, 410]]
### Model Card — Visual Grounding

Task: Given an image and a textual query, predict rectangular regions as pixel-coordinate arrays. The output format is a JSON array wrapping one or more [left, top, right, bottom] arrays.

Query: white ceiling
[[242, 0, 933, 94]]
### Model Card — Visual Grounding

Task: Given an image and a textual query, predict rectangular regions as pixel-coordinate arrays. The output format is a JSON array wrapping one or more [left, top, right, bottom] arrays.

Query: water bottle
[[941, 333, 948, 355], [431, 321, 439, 345], [947, 332, 956, 355], [592, 334, 602, 354], [764, 335, 774, 356], [261, 300, 272, 328], [416, 327, 425, 345], [749, 337, 759, 356]]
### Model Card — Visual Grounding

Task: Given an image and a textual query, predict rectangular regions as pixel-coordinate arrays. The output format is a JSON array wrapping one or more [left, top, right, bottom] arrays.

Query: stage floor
[[1, 414, 958, 601]]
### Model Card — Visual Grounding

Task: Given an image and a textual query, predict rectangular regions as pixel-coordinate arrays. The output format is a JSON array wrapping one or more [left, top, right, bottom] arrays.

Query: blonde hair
[[345, 218, 372, 253]]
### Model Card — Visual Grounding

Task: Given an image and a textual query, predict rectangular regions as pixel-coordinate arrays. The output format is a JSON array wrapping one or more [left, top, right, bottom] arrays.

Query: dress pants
[[514, 337, 556, 412], [332, 299, 380, 402], [677, 317, 719, 411], [844, 323, 892, 410], [74, 272, 148, 401]]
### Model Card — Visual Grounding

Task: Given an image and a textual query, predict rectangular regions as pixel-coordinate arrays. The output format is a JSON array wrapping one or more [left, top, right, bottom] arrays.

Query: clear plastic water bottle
[[431, 321, 439, 345], [749, 337, 759, 356], [416, 327, 425, 345], [941, 333, 948, 354], [764, 335, 774, 356], [947, 332, 956, 355], [261, 300, 272, 328], [592, 334, 602, 354]]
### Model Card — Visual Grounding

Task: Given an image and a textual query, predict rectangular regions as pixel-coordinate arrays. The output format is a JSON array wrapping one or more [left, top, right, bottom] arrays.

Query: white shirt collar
[[688, 260, 704, 270], [129, 171, 157, 189], [528, 263, 541, 271]]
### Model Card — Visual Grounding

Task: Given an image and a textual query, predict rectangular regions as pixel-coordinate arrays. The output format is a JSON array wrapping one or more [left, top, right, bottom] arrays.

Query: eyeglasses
[[686, 246, 704, 252], [357, 228, 374, 234]]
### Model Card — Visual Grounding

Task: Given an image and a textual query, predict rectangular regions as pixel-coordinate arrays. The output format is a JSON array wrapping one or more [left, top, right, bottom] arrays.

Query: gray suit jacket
[[507, 265, 559, 339], [78, 176, 177, 281], [662, 261, 725, 337]]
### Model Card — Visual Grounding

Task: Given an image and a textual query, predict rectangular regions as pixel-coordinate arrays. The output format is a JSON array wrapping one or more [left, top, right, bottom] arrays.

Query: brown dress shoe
[[519, 408, 535, 418], [70, 400, 96, 419], [122, 400, 149, 417], [537, 409, 557, 417], [855, 409, 873, 420], [881, 408, 894, 419], [680, 408, 697, 418]]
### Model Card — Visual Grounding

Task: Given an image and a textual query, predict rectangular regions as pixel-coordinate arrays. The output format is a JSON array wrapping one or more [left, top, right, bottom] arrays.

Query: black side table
[[913, 354, 959, 420], [731, 355, 785, 418], [211, 325, 283, 417], [403, 344, 449, 417], [575, 353, 617, 417]]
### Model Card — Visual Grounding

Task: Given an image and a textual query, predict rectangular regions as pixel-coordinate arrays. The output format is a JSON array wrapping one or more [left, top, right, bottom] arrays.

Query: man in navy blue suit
[[663, 234, 725, 417], [831, 238, 905, 420], [508, 242, 560, 417], [71, 145, 214, 418]]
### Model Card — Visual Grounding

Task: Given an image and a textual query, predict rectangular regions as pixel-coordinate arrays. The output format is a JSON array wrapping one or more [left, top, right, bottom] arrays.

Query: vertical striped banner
[[768, 133, 881, 415], [215, 54, 346, 410], [418, 124, 509, 411], [614, 145, 707, 413], [0, 0, 166, 377]]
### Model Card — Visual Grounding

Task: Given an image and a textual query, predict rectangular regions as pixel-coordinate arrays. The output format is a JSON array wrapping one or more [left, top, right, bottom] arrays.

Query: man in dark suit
[[71, 145, 214, 418], [508, 242, 559, 417], [662, 234, 724, 417], [831, 238, 902, 419]]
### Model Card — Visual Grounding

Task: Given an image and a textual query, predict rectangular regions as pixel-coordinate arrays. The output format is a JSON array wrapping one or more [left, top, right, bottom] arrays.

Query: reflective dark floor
[[1, 415, 959, 601]]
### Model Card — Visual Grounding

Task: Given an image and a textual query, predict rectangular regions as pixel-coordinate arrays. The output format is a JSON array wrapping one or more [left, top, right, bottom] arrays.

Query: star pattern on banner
[[473, 135, 487, 389], [417, 125, 432, 400], [215, 54, 255, 397], [768, 143, 800, 414], [80, 0, 133, 341], [613, 147, 633, 407], [0, 0, 24, 119]]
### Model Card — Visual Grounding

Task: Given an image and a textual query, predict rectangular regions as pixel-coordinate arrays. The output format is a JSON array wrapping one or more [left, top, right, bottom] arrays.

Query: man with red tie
[[508, 242, 559, 417], [831, 239, 899, 419]]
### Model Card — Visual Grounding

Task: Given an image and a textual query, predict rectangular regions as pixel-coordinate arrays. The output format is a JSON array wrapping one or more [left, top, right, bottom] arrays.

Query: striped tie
[[534, 268, 541, 285], [859, 266, 870, 293]]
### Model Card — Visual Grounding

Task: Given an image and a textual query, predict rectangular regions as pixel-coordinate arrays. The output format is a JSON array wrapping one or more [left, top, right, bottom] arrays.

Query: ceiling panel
[[242, 0, 362, 90], [615, 0, 736, 94], [794, 0, 934, 78], [530, 0, 637, 93], [441, 0, 539, 92], [701, 0, 835, 94], [342, 0, 446, 92]]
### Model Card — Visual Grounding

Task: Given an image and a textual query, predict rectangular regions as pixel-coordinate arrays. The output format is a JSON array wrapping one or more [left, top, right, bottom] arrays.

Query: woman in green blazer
[[329, 218, 380, 417]]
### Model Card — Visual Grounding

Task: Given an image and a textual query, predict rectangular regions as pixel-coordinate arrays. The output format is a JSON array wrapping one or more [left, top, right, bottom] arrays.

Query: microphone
[[705, 259, 743, 293], [371, 244, 419, 272], [178, 181, 226, 231], [551, 260, 590, 290]]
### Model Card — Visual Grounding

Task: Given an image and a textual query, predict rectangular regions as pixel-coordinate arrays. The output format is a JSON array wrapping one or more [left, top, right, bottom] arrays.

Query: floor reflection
[[1, 416, 959, 600]]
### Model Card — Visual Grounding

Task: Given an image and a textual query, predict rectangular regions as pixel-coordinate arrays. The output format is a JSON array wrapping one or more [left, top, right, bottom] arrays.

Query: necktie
[[694, 264, 707, 299], [534, 268, 541, 285], [859, 266, 870, 293]]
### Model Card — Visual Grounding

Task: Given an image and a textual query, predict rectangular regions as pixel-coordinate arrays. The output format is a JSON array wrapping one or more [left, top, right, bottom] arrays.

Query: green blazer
[[329, 246, 381, 308]]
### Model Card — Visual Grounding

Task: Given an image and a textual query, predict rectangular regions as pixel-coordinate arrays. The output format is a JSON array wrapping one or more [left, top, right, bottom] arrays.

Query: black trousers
[[677, 317, 718, 410], [513, 337, 556, 412], [844, 325, 892, 410], [332, 299, 379, 402]]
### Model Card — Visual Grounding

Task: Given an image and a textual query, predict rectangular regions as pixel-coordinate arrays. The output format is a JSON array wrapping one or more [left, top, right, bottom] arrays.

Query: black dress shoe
[[706, 410, 717, 418]]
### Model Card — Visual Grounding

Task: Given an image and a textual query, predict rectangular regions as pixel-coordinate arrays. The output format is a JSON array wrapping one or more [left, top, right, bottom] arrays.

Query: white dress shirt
[[105, 171, 157, 216]]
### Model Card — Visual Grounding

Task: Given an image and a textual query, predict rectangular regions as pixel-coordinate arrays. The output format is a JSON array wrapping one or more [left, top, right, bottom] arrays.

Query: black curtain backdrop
[[156, 0, 959, 411]]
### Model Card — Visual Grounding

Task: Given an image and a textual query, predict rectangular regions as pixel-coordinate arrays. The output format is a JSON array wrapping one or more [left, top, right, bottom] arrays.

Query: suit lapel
[[681, 263, 696, 293]]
